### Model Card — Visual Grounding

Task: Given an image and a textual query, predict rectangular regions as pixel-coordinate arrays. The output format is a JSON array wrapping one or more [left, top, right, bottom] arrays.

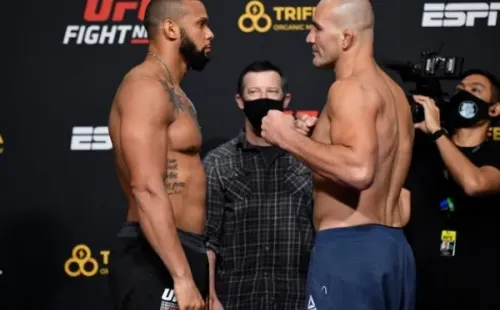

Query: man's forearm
[[435, 135, 482, 193], [282, 131, 373, 190], [133, 186, 192, 281], [207, 249, 217, 295]]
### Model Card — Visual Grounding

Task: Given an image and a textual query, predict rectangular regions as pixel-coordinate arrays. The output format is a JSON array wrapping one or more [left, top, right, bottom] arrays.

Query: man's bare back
[[311, 67, 413, 231], [109, 61, 206, 235], [260, 1, 416, 308]]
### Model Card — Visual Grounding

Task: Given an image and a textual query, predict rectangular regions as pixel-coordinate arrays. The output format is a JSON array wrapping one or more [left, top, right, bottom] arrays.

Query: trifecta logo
[[70, 126, 113, 151]]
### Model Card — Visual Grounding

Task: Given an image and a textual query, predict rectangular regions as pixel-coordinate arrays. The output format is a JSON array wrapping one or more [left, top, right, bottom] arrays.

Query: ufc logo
[[161, 288, 177, 302], [70, 126, 113, 151], [83, 0, 150, 22], [422, 2, 500, 27]]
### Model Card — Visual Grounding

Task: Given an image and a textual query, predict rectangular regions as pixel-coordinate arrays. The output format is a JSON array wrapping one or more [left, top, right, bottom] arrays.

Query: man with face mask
[[107, 1, 214, 310], [406, 69, 500, 309], [202, 61, 314, 310]]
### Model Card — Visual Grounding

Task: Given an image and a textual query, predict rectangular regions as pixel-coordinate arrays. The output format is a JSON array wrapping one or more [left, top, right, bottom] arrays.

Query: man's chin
[[190, 61, 210, 71], [313, 59, 333, 69]]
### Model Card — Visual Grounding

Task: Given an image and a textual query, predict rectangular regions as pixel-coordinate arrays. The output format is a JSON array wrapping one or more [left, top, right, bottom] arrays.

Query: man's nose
[[306, 31, 314, 43], [206, 28, 215, 40]]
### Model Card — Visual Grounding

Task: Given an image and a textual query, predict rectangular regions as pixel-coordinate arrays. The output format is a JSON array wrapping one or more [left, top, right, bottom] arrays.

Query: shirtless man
[[261, 0, 415, 309], [107, 1, 214, 310]]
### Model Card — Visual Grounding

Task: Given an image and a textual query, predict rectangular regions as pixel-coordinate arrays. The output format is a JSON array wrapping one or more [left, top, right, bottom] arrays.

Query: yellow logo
[[64, 244, 110, 277], [238, 1, 272, 33], [488, 126, 500, 141], [238, 1, 315, 33], [0, 134, 3, 154]]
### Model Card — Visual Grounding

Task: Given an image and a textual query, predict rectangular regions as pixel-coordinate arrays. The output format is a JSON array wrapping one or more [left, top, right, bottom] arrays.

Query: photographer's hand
[[412, 95, 441, 134]]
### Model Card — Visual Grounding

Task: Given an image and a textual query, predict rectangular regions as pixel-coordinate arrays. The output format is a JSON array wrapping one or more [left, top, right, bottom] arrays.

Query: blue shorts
[[305, 224, 416, 310]]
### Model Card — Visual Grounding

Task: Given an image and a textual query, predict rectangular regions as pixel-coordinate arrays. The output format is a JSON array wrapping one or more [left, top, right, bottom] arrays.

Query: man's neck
[[148, 43, 187, 84], [334, 41, 375, 79], [451, 125, 489, 147], [244, 122, 272, 147]]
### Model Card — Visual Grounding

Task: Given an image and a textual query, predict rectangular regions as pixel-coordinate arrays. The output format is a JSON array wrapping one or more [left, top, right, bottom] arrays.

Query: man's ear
[[341, 29, 355, 51], [283, 93, 292, 109], [162, 19, 180, 40], [235, 93, 244, 110], [489, 101, 500, 118]]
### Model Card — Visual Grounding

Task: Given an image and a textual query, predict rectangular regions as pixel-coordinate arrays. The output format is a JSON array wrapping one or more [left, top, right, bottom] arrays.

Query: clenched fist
[[261, 110, 296, 147], [294, 114, 317, 136]]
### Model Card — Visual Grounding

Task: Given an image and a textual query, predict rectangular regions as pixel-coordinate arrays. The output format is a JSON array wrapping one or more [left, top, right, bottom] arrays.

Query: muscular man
[[107, 1, 214, 309], [261, 0, 416, 309]]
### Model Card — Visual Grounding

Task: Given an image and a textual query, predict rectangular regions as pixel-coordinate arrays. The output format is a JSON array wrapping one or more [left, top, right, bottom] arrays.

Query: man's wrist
[[280, 130, 298, 151], [171, 269, 193, 283], [430, 127, 448, 142]]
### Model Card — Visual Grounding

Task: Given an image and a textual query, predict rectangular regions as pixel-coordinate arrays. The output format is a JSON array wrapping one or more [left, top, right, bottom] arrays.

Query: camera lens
[[407, 95, 424, 123], [413, 103, 425, 123]]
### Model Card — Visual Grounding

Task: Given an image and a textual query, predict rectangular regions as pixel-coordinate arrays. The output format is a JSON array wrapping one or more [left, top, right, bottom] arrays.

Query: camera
[[385, 47, 464, 124]]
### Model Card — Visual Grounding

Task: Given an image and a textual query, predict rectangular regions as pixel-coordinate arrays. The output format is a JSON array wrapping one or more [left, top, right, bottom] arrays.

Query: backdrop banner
[[1, 0, 499, 309]]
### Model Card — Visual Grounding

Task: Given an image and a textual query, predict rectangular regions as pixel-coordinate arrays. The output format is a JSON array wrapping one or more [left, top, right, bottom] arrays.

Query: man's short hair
[[144, 0, 193, 39], [237, 60, 288, 95], [461, 68, 500, 103]]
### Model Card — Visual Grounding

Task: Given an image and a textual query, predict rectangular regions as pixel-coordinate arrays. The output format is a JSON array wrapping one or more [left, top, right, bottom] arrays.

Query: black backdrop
[[1, 0, 499, 309]]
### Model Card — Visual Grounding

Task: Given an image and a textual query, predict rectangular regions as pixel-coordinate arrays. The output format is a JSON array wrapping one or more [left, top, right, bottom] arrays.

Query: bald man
[[107, 1, 214, 310], [261, 1, 416, 309]]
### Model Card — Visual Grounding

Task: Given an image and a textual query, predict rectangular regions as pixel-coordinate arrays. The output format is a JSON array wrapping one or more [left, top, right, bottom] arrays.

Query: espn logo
[[422, 2, 500, 27], [70, 126, 113, 151]]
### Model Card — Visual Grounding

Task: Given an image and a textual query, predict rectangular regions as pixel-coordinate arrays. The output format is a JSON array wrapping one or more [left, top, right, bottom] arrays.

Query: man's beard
[[179, 28, 210, 71]]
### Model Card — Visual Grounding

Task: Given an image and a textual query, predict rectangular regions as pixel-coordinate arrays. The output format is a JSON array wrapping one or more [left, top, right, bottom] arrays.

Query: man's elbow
[[350, 164, 375, 191], [463, 177, 486, 197], [130, 179, 165, 209]]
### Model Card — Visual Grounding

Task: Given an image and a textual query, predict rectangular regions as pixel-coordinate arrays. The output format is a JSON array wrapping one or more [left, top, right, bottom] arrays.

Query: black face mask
[[179, 28, 210, 71], [243, 98, 284, 136], [446, 90, 491, 128]]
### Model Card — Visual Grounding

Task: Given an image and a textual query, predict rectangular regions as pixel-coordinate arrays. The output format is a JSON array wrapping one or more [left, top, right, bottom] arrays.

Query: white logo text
[[422, 2, 500, 27], [70, 126, 112, 151]]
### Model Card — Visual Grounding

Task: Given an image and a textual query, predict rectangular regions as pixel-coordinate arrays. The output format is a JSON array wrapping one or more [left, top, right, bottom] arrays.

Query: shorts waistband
[[315, 224, 405, 242], [117, 221, 206, 253]]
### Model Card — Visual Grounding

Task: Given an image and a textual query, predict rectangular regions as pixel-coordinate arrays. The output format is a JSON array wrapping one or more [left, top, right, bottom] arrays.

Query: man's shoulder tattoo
[[160, 80, 184, 112], [188, 102, 200, 127]]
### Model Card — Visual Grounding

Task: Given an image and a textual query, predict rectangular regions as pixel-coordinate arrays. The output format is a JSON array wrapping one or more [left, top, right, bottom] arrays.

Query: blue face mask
[[446, 90, 491, 128]]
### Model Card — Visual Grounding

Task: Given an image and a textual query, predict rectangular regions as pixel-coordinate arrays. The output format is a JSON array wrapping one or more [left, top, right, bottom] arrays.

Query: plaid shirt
[[203, 130, 314, 310]]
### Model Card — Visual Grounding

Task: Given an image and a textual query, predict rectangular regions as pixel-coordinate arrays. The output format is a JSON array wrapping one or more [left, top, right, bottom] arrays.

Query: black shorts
[[108, 222, 209, 310]]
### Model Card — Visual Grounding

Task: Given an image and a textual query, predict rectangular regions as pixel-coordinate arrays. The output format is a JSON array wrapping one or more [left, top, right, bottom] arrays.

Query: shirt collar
[[235, 129, 260, 151]]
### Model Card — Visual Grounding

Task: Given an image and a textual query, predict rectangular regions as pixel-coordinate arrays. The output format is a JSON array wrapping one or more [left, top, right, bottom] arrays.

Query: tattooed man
[[107, 1, 214, 310]]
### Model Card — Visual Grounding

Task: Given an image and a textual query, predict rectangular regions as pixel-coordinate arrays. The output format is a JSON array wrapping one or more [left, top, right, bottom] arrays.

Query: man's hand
[[174, 277, 205, 310], [413, 95, 442, 134], [261, 110, 296, 147], [294, 114, 318, 136], [209, 293, 225, 310]]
